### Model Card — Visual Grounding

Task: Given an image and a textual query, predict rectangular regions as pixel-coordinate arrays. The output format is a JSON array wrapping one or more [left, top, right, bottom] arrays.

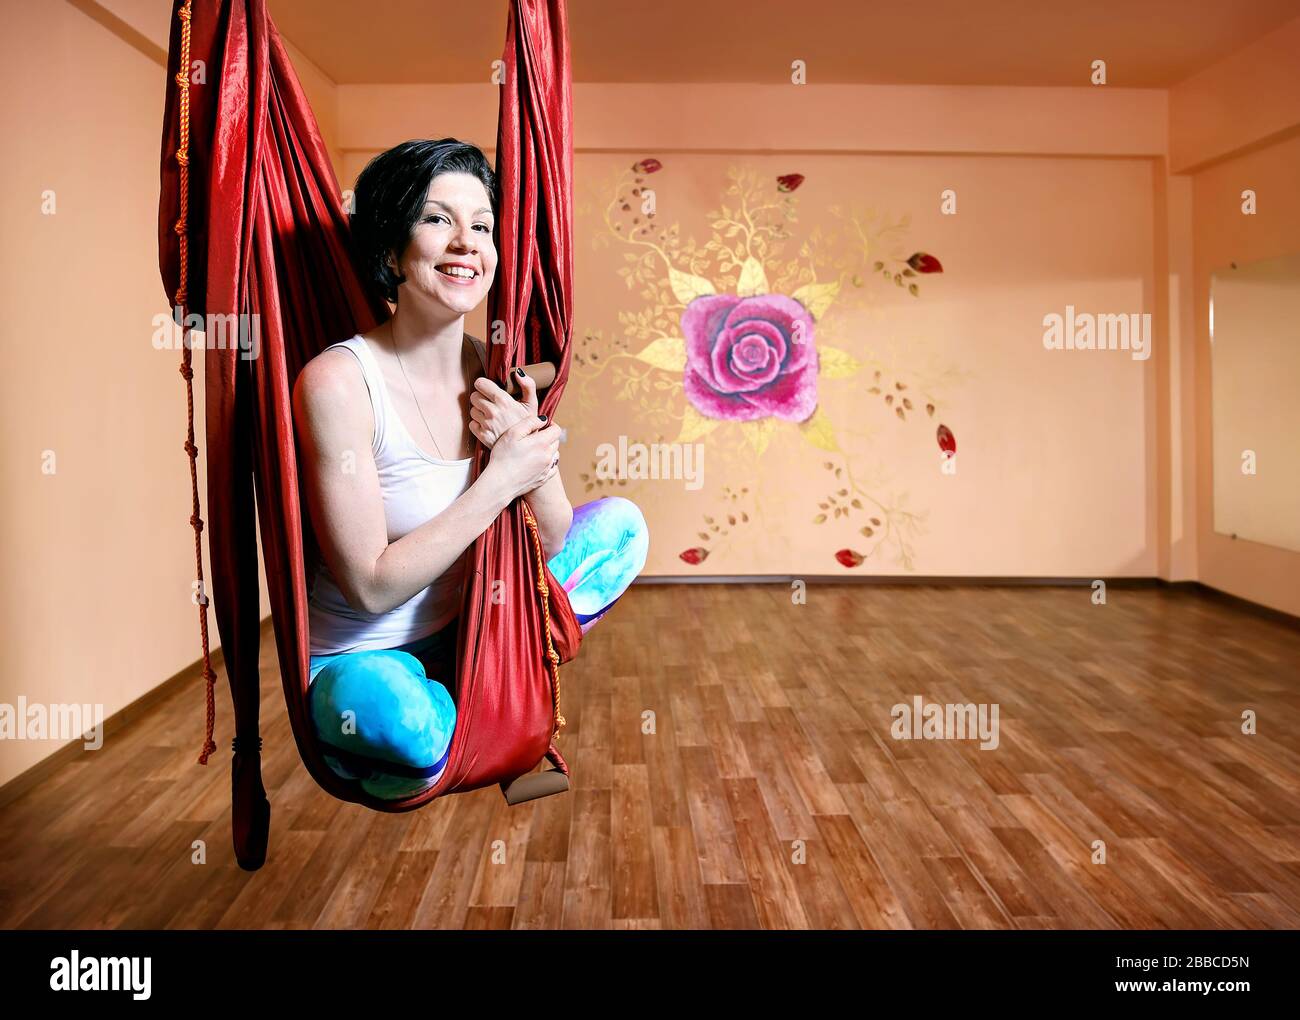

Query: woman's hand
[[483, 415, 562, 502], [468, 369, 537, 450]]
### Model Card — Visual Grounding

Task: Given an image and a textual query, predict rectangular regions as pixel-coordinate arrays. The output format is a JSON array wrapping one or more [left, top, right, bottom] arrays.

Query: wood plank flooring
[[2, 583, 1298, 929]]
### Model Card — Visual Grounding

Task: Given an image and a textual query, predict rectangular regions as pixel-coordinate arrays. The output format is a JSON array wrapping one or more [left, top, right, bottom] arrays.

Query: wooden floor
[[2, 583, 1299, 929]]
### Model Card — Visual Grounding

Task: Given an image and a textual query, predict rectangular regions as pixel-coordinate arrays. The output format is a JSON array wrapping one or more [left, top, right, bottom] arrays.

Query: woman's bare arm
[[293, 349, 514, 616], [524, 471, 573, 559]]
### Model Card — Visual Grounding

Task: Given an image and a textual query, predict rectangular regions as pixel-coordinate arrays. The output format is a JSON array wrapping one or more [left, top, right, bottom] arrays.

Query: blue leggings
[[307, 496, 648, 799]]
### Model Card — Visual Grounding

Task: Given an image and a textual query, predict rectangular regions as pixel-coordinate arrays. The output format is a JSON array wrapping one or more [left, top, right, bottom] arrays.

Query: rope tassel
[[171, 0, 218, 766], [522, 502, 566, 736]]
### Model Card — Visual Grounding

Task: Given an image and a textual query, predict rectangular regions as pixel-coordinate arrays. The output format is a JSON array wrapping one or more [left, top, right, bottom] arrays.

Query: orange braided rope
[[521, 502, 565, 738], [171, 0, 219, 766]]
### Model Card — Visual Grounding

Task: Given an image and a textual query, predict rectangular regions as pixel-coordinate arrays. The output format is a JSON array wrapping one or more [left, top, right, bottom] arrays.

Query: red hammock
[[157, 0, 582, 871]]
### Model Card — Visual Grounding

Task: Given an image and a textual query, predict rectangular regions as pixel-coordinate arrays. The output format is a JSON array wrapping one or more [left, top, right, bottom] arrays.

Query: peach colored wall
[[341, 83, 1169, 578], [1170, 13, 1300, 617], [96, 0, 345, 175], [1158, 169, 1199, 583], [0, 0, 213, 786], [1169, 16, 1300, 173], [0, 0, 339, 788], [563, 151, 1157, 576], [340, 82, 1168, 158], [1189, 132, 1300, 618]]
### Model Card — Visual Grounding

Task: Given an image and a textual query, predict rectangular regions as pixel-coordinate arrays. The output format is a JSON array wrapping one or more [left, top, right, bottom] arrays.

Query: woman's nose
[[449, 223, 476, 252]]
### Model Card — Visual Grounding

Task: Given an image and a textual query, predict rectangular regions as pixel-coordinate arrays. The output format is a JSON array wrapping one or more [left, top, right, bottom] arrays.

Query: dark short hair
[[350, 138, 496, 303]]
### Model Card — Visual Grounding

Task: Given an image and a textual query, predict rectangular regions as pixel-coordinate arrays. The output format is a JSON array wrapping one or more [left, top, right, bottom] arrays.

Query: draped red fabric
[[158, 0, 581, 871]]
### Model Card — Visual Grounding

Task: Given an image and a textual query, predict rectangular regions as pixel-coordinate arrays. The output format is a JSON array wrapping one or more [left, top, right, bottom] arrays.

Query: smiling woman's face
[[393, 171, 497, 316]]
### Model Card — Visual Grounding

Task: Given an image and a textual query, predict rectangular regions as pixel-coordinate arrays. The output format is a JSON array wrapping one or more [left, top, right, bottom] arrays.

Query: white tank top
[[306, 333, 486, 655]]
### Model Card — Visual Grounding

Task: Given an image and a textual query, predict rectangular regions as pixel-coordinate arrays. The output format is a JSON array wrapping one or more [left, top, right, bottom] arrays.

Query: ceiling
[[266, 0, 1300, 87]]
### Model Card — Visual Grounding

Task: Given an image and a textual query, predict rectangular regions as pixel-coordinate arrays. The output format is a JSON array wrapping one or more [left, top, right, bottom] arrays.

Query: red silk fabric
[[157, 0, 581, 867]]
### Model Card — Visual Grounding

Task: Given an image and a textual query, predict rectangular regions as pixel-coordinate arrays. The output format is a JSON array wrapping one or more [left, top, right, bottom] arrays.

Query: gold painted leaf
[[674, 402, 722, 444], [634, 336, 687, 372], [741, 417, 779, 455], [791, 280, 840, 319], [818, 346, 861, 380], [668, 266, 715, 304], [736, 256, 769, 297], [799, 406, 839, 452]]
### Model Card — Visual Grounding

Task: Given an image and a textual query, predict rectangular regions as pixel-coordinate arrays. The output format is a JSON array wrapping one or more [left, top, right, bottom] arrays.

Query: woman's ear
[[385, 250, 405, 296]]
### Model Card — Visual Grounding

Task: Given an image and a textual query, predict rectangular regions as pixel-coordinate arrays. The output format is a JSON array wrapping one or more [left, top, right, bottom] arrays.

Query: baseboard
[[633, 574, 1162, 587], [0, 617, 274, 811], [632, 575, 1300, 627], [1160, 579, 1300, 631]]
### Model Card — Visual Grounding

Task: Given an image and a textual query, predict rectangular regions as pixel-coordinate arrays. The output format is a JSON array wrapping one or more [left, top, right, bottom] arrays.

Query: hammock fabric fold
[[157, 0, 581, 871]]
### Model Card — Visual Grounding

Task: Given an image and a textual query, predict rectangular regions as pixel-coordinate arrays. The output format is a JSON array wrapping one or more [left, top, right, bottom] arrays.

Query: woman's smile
[[434, 261, 480, 285]]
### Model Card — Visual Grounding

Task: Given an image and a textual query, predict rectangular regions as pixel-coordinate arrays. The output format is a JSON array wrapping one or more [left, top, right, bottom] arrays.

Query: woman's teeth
[[437, 265, 475, 279]]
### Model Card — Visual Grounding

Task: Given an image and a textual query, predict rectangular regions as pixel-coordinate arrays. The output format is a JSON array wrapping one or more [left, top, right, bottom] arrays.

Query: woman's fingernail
[[515, 367, 524, 377], [539, 414, 548, 422]]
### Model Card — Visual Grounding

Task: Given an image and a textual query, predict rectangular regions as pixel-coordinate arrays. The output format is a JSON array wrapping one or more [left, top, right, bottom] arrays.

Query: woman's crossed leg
[[307, 496, 648, 798]]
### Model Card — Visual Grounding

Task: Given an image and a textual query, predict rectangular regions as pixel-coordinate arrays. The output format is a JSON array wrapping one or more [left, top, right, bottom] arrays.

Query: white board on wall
[[1210, 253, 1300, 552]]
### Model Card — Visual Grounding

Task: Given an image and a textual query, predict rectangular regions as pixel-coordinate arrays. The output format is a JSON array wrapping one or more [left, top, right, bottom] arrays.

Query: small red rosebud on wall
[[907, 253, 943, 274], [937, 424, 957, 456], [632, 158, 663, 174], [777, 173, 805, 193], [679, 547, 709, 565], [834, 549, 865, 568]]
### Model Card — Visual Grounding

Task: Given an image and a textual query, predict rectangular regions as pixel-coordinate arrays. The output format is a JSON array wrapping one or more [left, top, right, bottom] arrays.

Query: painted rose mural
[[683, 293, 818, 423], [571, 160, 963, 571]]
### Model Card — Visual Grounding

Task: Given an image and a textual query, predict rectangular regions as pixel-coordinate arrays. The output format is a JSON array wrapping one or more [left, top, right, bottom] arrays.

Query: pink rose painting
[[682, 293, 819, 423], [582, 160, 955, 571]]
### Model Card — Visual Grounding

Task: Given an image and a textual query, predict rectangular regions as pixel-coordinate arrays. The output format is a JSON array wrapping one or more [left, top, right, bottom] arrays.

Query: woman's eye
[[422, 215, 489, 231]]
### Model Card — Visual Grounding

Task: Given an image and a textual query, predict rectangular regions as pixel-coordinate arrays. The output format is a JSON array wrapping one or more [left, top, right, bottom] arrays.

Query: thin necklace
[[389, 320, 469, 461]]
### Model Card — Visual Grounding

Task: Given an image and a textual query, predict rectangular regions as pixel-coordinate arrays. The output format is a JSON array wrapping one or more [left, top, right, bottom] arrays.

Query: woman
[[292, 138, 648, 800]]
